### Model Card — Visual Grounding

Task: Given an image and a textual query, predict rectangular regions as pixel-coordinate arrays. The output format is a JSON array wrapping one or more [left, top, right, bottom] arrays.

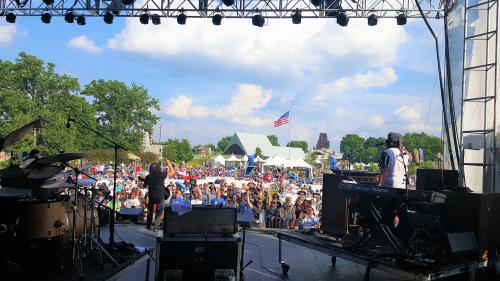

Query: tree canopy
[[217, 136, 232, 152], [340, 134, 365, 162], [267, 135, 280, 146], [162, 139, 194, 163], [0, 53, 159, 157], [287, 140, 308, 152]]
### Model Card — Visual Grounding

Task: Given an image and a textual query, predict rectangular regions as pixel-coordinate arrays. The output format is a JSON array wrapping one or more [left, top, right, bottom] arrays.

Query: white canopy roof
[[255, 156, 265, 162], [214, 155, 225, 165], [262, 156, 286, 167], [284, 158, 312, 169], [242, 155, 248, 162], [226, 154, 240, 162]]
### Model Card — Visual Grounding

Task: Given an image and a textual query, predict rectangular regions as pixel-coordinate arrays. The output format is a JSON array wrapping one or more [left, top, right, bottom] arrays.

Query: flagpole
[[288, 108, 291, 159]]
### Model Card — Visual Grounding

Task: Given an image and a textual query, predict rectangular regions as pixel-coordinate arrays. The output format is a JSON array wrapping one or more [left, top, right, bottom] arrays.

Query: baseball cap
[[387, 132, 402, 142]]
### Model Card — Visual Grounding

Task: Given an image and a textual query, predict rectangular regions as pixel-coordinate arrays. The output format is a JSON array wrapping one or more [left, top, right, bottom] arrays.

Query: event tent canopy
[[262, 156, 286, 167], [214, 155, 225, 165]]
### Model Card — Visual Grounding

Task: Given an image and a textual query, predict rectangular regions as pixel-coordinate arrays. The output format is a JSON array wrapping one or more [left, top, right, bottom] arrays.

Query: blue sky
[[0, 15, 444, 151]]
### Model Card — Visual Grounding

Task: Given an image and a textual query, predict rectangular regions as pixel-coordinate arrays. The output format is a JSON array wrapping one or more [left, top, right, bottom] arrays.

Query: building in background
[[224, 132, 305, 159], [315, 133, 330, 150]]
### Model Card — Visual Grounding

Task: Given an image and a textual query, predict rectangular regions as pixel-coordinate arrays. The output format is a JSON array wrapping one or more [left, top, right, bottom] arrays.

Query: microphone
[[66, 113, 71, 129], [375, 142, 385, 146]]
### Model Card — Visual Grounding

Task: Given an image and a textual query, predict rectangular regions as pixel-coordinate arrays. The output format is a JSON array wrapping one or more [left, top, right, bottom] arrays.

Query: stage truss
[[0, 0, 445, 19]]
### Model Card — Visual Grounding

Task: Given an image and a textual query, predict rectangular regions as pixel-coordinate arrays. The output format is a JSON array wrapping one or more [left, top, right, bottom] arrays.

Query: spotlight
[[65, 11, 75, 23], [122, 0, 134, 5], [292, 9, 301, 24], [252, 14, 265, 27], [104, 12, 114, 24], [77, 15, 86, 26], [42, 0, 54, 5], [311, 0, 322, 7], [151, 14, 161, 25], [222, 0, 235, 6], [396, 13, 407, 25], [41, 12, 52, 24], [367, 14, 377, 26], [177, 12, 187, 25], [6, 12, 16, 23], [139, 13, 149, 24], [212, 14, 222, 25], [337, 11, 348, 26]]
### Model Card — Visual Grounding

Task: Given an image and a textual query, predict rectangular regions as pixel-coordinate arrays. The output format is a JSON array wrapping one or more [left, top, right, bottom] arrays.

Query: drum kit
[[0, 152, 118, 278]]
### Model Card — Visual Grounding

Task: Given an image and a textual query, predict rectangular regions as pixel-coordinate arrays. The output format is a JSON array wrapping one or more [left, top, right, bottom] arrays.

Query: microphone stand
[[67, 114, 127, 246]]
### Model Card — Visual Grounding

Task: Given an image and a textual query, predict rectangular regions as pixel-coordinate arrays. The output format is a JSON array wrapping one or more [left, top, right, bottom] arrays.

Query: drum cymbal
[[27, 152, 87, 168], [28, 165, 63, 179], [0, 186, 31, 197], [40, 181, 75, 189], [0, 165, 29, 178]]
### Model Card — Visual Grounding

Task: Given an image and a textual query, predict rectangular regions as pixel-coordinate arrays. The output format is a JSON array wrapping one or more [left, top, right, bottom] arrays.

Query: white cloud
[[108, 19, 408, 79], [0, 22, 17, 45], [313, 67, 398, 101], [369, 115, 385, 128], [68, 35, 102, 54], [334, 106, 349, 117], [395, 104, 422, 121], [162, 84, 273, 127]]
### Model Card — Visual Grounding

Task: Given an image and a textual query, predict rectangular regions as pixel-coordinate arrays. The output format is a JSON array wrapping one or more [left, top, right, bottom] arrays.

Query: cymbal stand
[[70, 166, 84, 280]]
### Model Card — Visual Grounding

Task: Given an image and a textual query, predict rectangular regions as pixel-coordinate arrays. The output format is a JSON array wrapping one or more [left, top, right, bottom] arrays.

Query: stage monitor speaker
[[416, 169, 459, 191], [164, 206, 237, 235], [437, 232, 479, 257], [320, 173, 348, 236]]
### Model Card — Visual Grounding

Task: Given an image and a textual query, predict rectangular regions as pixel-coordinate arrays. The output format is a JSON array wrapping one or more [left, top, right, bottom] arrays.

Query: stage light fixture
[[212, 14, 222, 25], [43, 0, 54, 5], [177, 11, 187, 25], [311, 0, 322, 7], [41, 12, 52, 24], [367, 14, 377, 26], [222, 0, 235, 6], [77, 15, 86, 26], [104, 11, 114, 24], [6, 12, 16, 23], [65, 11, 75, 23], [292, 9, 301, 24], [151, 14, 161, 25], [252, 14, 265, 27], [336, 11, 348, 26], [122, 0, 135, 5], [396, 13, 407, 25], [139, 13, 149, 24]]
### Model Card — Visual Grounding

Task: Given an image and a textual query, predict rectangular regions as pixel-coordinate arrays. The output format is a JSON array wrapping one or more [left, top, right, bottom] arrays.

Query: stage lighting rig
[[77, 15, 86, 26], [222, 0, 235, 6], [252, 14, 265, 27], [337, 11, 348, 26], [42, 0, 54, 5], [292, 9, 301, 24], [177, 10, 187, 25], [396, 13, 407, 25], [65, 11, 75, 23], [6, 12, 16, 23], [311, 0, 322, 7], [104, 12, 114, 24], [367, 14, 377, 26], [151, 14, 161, 25], [41, 12, 52, 24], [140, 13, 149, 24], [212, 14, 222, 25]]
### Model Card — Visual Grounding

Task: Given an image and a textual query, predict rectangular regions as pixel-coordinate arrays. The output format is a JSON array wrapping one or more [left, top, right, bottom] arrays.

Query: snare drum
[[18, 198, 69, 240]]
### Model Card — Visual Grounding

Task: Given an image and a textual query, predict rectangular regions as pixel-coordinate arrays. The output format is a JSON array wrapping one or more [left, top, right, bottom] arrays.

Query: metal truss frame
[[0, 0, 444, 19]]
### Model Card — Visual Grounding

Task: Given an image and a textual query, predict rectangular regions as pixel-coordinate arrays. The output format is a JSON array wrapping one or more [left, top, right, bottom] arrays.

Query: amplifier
[[320, 173, 349, 236], [157, 234, 242, 281], [416, 169, 459, 191], [164, 206, 237, 235]]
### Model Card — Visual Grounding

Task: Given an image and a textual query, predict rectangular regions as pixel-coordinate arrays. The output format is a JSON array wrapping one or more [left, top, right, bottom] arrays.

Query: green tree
[[403, 133, 443, 161], [162, 139, 194, 163], [287, 140, 308, 152], [82, 80, 160, 151], [0, 52, 95, 155], [207, 143, 217, 153], [267, 135, 280, 146], [340, 134, 365, 162], [255, 147, 263, 157], [217, 136, 232, 153], [408, 160, 435, 176]]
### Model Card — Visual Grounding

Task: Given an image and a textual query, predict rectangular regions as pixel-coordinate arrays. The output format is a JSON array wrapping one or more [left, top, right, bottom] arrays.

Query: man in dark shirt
[[143, 163, 168, 230]]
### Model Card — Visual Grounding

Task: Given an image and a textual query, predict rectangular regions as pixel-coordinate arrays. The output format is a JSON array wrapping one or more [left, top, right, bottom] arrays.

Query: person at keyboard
[[378, 132, 410, 189]]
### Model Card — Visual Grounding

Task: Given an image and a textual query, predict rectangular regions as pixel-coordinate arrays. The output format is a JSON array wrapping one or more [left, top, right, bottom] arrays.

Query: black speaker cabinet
[[157, 234, 242, 281], [320, 173, 349, 236], [164, 206, 237, 235], [416, 169, 459, 191]]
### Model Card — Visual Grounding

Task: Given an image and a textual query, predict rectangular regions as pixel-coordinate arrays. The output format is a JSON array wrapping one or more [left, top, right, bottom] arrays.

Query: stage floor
[[101, 223, 419, 281]]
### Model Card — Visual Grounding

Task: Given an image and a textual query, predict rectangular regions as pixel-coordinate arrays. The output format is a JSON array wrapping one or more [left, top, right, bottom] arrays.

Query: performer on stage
[[143, 162, 168, 230], [378, 132, 410, 189]]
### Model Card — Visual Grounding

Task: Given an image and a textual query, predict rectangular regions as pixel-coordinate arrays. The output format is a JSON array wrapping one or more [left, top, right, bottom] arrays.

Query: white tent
[[262, 156, 286, 167], [226, 154, 240, 167], [214, 155, 225, 165], [242, 155, 248, 162], [284, 158, 312, 169], [255, 156, 265, 162]]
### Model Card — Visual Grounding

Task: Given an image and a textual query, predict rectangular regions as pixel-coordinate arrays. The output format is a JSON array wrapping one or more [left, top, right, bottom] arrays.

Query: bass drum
[[17, 198, 69, 240], [65, 196, 99, 239]]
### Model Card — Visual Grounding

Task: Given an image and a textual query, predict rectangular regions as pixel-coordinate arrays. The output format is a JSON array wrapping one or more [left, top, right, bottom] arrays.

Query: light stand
[[67, 114, 127, 246]]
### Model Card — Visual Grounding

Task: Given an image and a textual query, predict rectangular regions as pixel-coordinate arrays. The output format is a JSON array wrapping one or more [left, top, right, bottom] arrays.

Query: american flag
[[273, 111, 289, 127]]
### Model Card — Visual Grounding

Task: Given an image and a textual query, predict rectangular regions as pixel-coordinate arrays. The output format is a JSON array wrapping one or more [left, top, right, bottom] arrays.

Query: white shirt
[[380, 147, 410, 189]]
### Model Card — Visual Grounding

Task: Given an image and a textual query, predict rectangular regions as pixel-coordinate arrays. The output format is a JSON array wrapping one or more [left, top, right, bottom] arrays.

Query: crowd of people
[[85, 160, 323, 231]]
